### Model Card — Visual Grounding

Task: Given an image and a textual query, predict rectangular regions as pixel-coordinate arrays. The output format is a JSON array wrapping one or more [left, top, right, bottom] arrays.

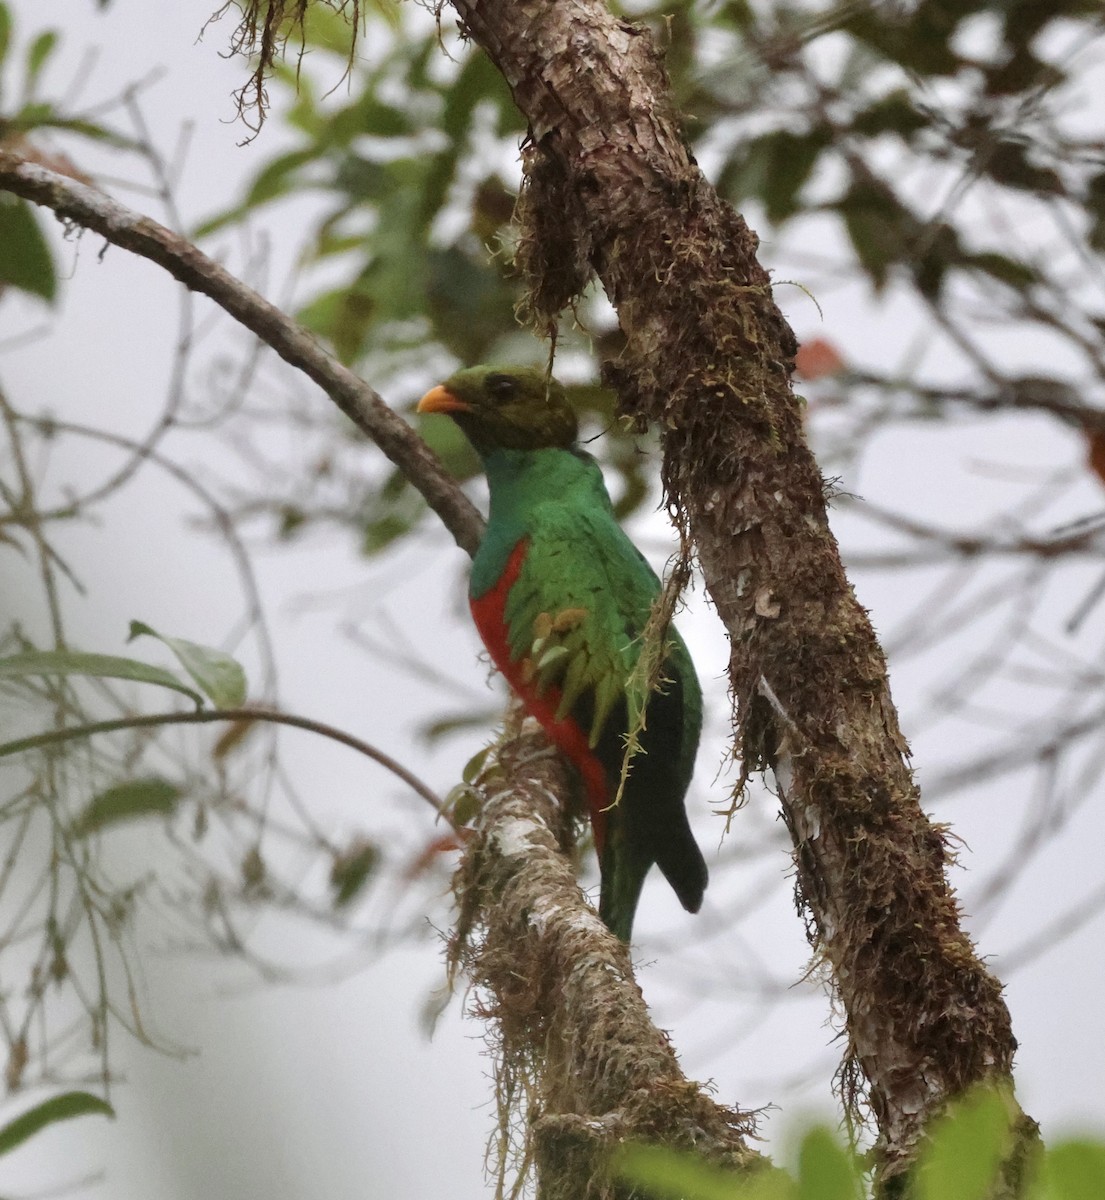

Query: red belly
[[469, 538, 609, 853]]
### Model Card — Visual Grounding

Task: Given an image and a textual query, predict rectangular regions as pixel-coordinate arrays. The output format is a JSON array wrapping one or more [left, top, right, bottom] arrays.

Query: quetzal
[[417, 365, 708, 943]]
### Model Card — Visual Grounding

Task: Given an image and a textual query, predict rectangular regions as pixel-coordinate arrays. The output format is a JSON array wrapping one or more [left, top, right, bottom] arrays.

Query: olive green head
[[417, 365, 578, 454]]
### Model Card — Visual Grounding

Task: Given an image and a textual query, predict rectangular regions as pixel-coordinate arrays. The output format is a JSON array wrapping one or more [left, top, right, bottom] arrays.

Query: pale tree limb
[[449, 719, 761, 1199], [0, 150, 483, 558], [443, 0, 1038, 1191]]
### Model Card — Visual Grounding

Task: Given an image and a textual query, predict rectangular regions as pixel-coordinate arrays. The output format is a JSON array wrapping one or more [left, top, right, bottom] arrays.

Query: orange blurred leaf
[[212, 717, 258, 760], [1086, 428, 1105, 487], [403, 830, 471, 882], [795, 336, 846, 380]]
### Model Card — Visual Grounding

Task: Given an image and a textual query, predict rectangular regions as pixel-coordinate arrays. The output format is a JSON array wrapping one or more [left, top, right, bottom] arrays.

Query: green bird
[[418, 365, 707, 942]]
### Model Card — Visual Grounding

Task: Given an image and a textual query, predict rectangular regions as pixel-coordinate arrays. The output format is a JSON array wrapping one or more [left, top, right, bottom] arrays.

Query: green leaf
[[362, 511, 418, 555], [194, 147, 321, 236], [470, 174, 516, 243], [71, 777, 182, 837], [617, 1144, 739, 1200], [0, 1091, 114, 1157], [127, 622, 247, 708], [4, 113, 130, 146], [296, 284, 377, 364], [426, 247, 519, 362], [1041, 1140, 1105, 1200], [835, 179, 916, 292], [357, 471, 429, 556], [9, 99, 52, 130], [796, 1127, 862, 1200], [718, 127, 830, 224], [329, 840, 380, 907], [982, 140, 1062, 195], [245, 146, 320, 205], [999, 1, 1091, 56], [0, 650, 203, 709], [23, 29, 58, 99], [0, 195, 56, 302], [447, 783, 481, 826], [461, 745, 491, 785], [0, 5, 11, 74], [758, 129, 831, 222], [1085, 171, 1105, 253], [840, 5, 962, 76], [851, 90, 929, 140], [442, 49, 511, 141], [913, 221, 960, 301], [419, 708, 499, 744], [617, 1143, 794, 1200], [298, 1, 366, 52], [916, 1088, 1013, 1200], [966, 252, 1037, 290], [983, 47, 1064, 97]]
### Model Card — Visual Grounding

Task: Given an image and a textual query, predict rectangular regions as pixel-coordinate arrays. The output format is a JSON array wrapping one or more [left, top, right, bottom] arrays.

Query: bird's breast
[[469, 536, 610, 852]]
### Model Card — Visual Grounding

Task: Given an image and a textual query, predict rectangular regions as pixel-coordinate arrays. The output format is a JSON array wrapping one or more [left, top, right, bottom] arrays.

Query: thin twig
[[0, 705, 450, 824]]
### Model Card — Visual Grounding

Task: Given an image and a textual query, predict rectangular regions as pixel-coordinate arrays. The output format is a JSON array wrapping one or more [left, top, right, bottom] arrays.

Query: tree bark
[[444, 0, 1037, 1188]]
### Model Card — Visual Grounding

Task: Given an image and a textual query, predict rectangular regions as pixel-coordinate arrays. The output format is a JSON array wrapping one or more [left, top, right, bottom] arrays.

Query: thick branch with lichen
[[444, 0, 1035, 1187], [450, 719, 759, 1200]]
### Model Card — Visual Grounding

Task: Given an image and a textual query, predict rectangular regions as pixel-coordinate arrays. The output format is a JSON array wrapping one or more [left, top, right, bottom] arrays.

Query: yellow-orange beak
[[416, 385, 470, 415]]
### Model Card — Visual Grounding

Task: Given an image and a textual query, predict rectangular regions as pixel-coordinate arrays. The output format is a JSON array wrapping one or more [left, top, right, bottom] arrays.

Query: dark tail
[[598, 851, 647, 943], [655, 818, 708, 914]]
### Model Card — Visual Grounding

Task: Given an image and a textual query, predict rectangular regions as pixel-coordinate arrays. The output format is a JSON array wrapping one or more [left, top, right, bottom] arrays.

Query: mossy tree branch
[[450, 719, 761, 1200], [443, 0, 1037, 1190]]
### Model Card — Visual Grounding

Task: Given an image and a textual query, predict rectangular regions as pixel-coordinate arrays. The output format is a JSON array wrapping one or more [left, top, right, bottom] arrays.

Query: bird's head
[[417, 366, 578, 454]]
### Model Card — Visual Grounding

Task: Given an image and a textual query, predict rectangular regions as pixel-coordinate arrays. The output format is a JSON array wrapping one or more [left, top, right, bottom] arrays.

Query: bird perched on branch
[[417, 365, 707, 943]]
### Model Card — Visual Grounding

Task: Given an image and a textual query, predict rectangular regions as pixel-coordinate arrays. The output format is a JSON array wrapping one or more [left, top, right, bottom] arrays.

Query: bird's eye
[[486, 374, 516, 400]]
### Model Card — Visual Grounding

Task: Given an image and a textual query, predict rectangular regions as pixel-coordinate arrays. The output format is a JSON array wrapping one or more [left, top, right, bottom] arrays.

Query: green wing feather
[[476, 444, 706, 941], [503, 504, 660, 747]]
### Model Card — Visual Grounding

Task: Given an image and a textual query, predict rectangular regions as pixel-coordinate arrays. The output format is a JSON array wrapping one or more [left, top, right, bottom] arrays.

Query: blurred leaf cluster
[[199, 3, 527, 367], [621, 1088, 1105, 1200], [200, 0, 1105, 554], [0, 618, 258, 1098], [698, 0, 1103, 300], [197, 4, 656, 554]]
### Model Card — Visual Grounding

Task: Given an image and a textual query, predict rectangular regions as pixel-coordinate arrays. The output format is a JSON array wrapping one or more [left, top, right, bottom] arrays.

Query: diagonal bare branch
[[0, 150, 483, 557]]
